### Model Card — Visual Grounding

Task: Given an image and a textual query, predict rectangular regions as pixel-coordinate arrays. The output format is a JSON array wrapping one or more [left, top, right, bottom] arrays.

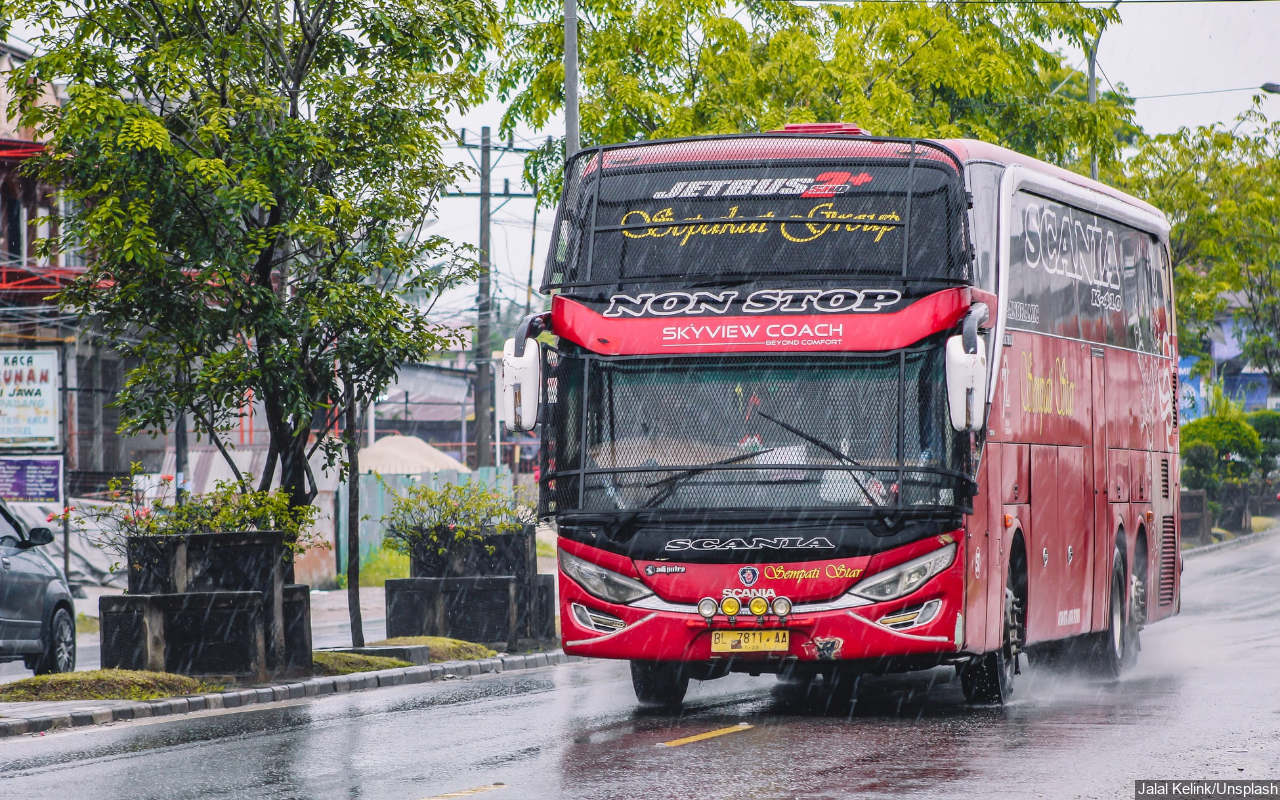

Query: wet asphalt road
[[2, 536, 1278, 800]]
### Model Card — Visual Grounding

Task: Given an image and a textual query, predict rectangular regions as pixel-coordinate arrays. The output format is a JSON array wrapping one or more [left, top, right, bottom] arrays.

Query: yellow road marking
[[420, 783, 505, 799], [658, 722, 753, 747]]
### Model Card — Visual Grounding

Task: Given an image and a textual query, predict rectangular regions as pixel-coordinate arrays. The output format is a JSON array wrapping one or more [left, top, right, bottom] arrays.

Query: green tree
[[1119, 104, 1280, 376], [1245, 409, 1280, 477], [496, 0, 1132, 201], [1181, 382, 1262, 530], [8, 0, 497, 512]]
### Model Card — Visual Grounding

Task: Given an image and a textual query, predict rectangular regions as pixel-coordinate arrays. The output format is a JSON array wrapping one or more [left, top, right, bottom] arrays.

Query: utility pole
[[448, 129, 538, 469], [474, 126, 493, 468], [1088, 0, 1122, 181], [565, 0, 580, 156]]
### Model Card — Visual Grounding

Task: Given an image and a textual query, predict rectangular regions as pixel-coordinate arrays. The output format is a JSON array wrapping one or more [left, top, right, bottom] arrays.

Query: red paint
[[581, 137, 962, 178], [558, 535, 639, 578], [635, 556, 869, 604], [560, 534, 966, 662], [771, 122, 871, 136], [551, 288, 987, 355]]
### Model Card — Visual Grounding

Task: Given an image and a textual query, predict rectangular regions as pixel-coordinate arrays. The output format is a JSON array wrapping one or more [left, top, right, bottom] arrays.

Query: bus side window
[[1118, 232, 1141, 349], [965, 163, 1002, 295], [1152, 240, 1173, 356]]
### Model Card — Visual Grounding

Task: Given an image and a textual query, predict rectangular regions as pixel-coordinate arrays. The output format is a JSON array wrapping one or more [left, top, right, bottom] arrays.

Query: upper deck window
[[543, 136, 972, 301]]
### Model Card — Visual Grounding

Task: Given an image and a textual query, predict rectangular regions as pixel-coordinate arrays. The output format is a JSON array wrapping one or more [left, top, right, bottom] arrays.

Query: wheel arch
[[1007, 527, 1029, 605], [41, 595, 75, 643]]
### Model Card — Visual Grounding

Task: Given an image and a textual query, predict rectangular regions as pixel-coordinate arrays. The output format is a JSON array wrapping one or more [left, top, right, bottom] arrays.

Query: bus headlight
[[850, 543, 956, 602], [697, 597, 720, 618], [559, 550, 653, 604], [748, 596, 770, 617], [720, 596, 742, 617]]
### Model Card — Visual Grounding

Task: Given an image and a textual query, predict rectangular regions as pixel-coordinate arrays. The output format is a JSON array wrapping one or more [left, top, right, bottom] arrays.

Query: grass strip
[[368, 636, 496, 662], [0, 669, 220, 702], [311, 651, 412, 675]]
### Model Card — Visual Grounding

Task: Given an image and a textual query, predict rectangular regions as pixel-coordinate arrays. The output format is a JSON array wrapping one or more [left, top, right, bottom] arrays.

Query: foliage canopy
[[8, 0, 497, 507], [1119, 104, 1280, 381], [496, 0, 1133, 202]]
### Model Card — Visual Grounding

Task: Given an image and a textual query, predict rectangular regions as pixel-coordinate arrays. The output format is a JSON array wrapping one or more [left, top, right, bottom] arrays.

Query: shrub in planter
[[382, 481, 535, 580], [66, 466, 320, 672], [382, 481, 543, 646], [65, 467, 320, 567]]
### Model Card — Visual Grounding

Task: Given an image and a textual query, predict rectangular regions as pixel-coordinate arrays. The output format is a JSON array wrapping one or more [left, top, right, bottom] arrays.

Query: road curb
[[1182, 526, 1280, 559], [0, 650, 579, 739]]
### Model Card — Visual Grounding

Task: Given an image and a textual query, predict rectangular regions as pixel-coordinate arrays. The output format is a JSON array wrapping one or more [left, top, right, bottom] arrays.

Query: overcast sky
[[435, 0, 1280, 322]]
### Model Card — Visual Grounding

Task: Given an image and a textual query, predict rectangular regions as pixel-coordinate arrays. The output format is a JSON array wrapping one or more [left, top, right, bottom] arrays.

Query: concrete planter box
[[391, 524, 554, 648], [386, 576, 520, 650], [100, 592, 267, 681], [126, 532, 288, 669], [283, 583, 313, 675]]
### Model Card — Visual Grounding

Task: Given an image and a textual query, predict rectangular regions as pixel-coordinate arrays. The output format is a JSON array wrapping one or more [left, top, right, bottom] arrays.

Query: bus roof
[[932, 138, 1166, 223], [576, 132, 1167, 231]]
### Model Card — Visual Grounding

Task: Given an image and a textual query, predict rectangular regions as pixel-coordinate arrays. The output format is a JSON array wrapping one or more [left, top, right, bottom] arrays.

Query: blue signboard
[[0, 455, 63, 504], [1177, 357, 1203, 425]]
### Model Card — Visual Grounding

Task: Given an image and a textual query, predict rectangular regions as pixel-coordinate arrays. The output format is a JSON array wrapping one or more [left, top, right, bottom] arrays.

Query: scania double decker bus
[[502, 123, 1180, 706]]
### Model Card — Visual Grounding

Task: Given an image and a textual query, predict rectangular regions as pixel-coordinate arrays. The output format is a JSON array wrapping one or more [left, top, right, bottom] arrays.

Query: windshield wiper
[[604, 448, 775, 540], [752, 409, 889, 512], [639, 448, 776, 509]]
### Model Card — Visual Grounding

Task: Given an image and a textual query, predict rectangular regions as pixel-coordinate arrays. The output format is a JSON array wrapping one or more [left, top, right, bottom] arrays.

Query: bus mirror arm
[[513, 313, 551, 358], [962, 303, 989, 355]]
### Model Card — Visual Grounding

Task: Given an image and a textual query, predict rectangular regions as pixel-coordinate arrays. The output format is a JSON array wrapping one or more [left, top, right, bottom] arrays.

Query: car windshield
[[542, 344, 971, 516]]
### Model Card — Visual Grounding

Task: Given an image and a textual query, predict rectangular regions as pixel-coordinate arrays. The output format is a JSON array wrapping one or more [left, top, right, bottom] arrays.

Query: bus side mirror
[[946, 334, 987, 432], [502, 337, 541, 432]]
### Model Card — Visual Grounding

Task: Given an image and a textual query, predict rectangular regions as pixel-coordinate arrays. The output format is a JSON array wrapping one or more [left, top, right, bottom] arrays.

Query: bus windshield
[[543, 345, 972, 516]]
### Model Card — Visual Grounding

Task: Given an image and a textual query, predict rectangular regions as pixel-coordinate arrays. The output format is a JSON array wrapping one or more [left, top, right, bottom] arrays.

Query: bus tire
[[630, 661, 689, 708], [1089, 546, 1129, 679], [962, 585, 1022, 705]]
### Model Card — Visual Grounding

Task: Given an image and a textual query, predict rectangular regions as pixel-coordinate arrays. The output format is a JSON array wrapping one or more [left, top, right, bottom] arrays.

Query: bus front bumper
[[558, 536, 967, 664]]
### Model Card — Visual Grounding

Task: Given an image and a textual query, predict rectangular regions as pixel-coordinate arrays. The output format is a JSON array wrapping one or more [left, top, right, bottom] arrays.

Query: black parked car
[[0, 501, 75, 674]]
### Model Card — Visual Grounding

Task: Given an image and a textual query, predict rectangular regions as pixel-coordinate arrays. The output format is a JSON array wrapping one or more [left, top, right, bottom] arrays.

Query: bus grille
[[1159, 515, 1177, 606], [1161, 458, 1170, 499]]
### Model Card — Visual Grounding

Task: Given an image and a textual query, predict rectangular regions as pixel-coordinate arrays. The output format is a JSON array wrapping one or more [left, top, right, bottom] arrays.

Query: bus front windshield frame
[[542, 343, 975, 519]]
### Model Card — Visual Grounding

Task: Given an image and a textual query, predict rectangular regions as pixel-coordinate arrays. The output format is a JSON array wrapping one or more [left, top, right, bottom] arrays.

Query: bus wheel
[[630, 661, 689, 708], [1090, 547, 1129, 679], [962, 586, 1023, 704]]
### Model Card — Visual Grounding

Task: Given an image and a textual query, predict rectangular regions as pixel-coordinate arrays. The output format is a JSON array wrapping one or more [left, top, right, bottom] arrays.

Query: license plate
[[710, 629, 790, 653]]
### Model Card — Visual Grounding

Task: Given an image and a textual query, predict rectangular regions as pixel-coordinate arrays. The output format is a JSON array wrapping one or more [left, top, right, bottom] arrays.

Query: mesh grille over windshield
[[542, 135, 971, 300], [541, 344, 971, 515]]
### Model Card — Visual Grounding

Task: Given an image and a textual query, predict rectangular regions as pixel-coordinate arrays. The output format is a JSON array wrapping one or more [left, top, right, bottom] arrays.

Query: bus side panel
[[1090, 347, 1111, 632], [1027, 444, 1057, 643], [1025, 444, 1091, 644], [963, 449, 993, 653], [1058, 445, 1092, 637]]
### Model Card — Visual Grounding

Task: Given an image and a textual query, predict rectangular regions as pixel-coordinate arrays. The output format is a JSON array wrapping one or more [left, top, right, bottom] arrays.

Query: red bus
[[502, 124, 1180, 706]]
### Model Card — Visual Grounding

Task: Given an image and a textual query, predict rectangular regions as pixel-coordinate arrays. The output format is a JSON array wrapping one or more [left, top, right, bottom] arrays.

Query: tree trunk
[[345, 399, 364, 648]]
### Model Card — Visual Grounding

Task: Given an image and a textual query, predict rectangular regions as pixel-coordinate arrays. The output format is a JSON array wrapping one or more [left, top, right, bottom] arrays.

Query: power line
[[1132, 85, 1273, 100]]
